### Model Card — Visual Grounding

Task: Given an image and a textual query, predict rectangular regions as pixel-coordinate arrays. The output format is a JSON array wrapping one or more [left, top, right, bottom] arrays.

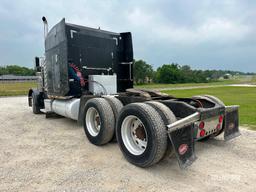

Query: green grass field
[[0, 82, 37, 96], [1, 79, 255, 129], [136, 76, 255, 89], [162, 87, 256, 130]]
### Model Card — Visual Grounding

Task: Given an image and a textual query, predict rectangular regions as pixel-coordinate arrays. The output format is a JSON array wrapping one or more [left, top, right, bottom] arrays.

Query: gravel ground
[[0, 96, 256, 192]]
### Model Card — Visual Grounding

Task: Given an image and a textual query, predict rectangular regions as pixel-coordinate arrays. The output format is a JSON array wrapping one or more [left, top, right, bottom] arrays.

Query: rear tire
[[116, 103, 167, 167], [204, 95, 225, 106], [103, 96, 123, 119], [146, 101, 176, 158], [103, 96, 123, 142], [83, 98, 115, 145]]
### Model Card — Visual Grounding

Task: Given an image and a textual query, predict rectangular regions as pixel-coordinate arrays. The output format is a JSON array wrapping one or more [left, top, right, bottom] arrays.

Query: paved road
[[0, 96, 256, 192]]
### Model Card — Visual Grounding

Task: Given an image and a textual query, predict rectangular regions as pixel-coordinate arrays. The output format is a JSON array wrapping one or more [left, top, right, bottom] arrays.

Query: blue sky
[[0, 0, 255, 72]]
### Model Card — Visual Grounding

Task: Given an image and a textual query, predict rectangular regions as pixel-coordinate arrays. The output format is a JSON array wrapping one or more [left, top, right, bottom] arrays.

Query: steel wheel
[[116, 103, 168, 167], [86, 107, 101, 136], [121, 115, 148, 155], [83, 98, 115, 145]]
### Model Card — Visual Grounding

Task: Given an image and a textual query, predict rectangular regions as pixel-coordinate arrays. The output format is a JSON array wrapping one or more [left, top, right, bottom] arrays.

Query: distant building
[[0, 75, 38, 82], [223, 73, 232, 79]]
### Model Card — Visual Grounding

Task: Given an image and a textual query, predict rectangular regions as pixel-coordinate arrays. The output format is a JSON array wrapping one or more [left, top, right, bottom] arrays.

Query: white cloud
[[198, 18, 251, 42], [124, 7, 252, 46], [0, 0, 255, 71]]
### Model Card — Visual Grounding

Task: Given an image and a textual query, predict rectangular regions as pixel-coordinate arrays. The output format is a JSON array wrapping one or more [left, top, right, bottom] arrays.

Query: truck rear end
[[164, 97, 240, 168]]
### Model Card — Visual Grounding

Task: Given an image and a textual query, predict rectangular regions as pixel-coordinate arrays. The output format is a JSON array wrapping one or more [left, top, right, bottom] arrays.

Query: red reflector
[[219, 115, 223, 123], [199, 121, 205, 129], [178, 144, 188, 155], [200, 129, 206, 137]]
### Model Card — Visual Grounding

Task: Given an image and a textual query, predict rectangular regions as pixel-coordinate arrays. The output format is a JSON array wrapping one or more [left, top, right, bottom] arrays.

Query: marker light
[[199, 121, 205, 129], [219, 115, 223, 123], [200, 129, 206, 137]]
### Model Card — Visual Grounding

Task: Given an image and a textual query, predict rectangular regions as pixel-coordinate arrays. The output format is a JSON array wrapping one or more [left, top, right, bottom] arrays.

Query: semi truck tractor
[[28, 17, 241, 168]]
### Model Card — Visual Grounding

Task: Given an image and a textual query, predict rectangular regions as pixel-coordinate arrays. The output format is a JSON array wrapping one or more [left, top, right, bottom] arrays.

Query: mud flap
[[224, 106, 241, 141], [168, 125, 197, 169]]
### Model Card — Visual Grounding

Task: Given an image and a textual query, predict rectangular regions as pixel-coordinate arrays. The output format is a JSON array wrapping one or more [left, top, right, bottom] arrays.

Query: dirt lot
[[0, 96, 256, 192]]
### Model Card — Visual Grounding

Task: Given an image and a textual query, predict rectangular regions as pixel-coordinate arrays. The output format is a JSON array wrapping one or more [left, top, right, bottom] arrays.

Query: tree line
[[0, 62, 253, 84], [0, 65, 35, 76], [133, 59, 253, 84]]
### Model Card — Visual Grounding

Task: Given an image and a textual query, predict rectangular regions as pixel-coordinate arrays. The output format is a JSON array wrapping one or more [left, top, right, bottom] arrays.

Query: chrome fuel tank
[[52, 98, 80, 120]]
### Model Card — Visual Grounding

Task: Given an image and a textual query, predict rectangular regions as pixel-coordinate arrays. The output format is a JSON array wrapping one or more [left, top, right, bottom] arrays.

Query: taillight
[[219, 115, 223, 123], [199, 121, 205, 129], [200, 129, 206, 137]]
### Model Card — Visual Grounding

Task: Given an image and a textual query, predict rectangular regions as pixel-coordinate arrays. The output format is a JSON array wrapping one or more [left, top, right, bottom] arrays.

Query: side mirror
[[35, 57, 41, 72]]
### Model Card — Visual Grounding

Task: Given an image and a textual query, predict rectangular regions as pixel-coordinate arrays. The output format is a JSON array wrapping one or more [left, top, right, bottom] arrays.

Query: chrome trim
[[82, 66, 112, 72], [120, 62, 133, 65], [167, 112, 200, 133]]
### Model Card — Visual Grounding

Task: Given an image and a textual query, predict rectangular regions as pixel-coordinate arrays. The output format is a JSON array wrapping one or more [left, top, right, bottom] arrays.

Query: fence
[[0, 75, 38, 83]]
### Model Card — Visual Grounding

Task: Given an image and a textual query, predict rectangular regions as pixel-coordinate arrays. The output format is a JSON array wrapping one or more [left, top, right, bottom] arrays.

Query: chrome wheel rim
[[86, 107, 101, 136], [121, 115, 148, 155]]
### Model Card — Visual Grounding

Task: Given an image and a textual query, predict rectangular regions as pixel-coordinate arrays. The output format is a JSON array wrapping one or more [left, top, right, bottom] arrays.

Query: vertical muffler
[[42, 16, 48, 39]]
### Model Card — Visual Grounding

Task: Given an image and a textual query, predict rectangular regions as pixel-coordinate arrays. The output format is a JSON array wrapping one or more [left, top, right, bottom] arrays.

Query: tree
[[133, 60, 154, 84], [134, 60, 251, 84], [156, 63, 184, 83], [0, 65, 35, 76], [180, 65, 193, 82]]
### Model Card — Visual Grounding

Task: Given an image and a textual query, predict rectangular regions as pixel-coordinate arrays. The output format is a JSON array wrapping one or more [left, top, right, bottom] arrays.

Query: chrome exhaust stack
[[42, 16, 48, 39]]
